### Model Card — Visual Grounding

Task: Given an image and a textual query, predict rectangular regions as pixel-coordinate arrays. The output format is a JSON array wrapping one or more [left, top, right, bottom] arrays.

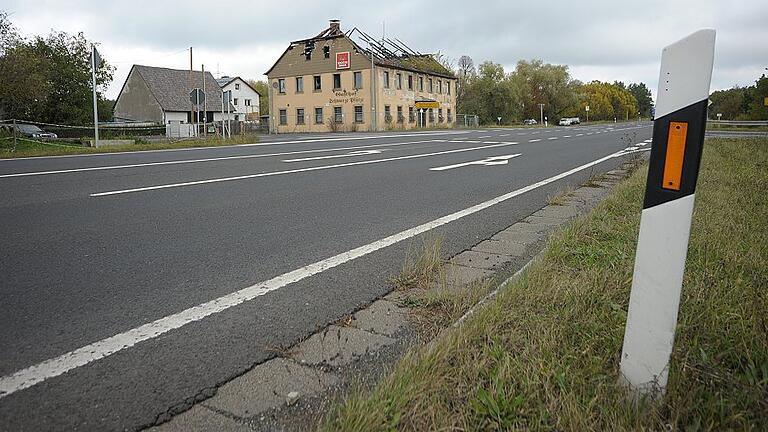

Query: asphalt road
[[0, 122, 652, 431]]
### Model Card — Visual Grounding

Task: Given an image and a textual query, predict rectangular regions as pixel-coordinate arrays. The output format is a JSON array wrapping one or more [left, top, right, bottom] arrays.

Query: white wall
[[221, 77, 260, 121]]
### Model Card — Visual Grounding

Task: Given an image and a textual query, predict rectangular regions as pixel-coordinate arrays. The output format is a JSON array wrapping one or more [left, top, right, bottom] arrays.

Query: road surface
[[0, 123, 651, 430]]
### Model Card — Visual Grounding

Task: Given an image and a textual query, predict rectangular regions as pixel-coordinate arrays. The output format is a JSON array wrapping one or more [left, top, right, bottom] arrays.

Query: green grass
[[0, 134, 259, 159], [323, 137, 768, 431]]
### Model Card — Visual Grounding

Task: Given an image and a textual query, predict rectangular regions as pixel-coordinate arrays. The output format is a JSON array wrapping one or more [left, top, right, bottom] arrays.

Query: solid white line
[[0, 147, 628, 399], [90, 142, 520, 197], [548, 137, 558, 140], [576, 134, 584, 136], [529, 139, 541, 142], [0, 140, 441, 178], [563, 135, 571, 138], [478, 135, 492, 139], [0, 131, 471, 162], [429, 153, 521, 171]]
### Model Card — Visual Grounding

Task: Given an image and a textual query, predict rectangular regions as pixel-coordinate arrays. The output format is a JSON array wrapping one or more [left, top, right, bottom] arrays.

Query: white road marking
[[576, 133, 584, 136], [90, 142, 520, 197], [0, 141, 442, 178], [282, 149, 383, 163], [0, 147, 632, 399], [548, 137, 558, 140], [429, 154, 521, 171], [0, 131, 471, 162], [529, 139, 541, 142], [517, 132, 526, 135], [478, 135, 492, 139], [563, 135, 571, 138], [531, 132, 539, 134], [499, 134, 510, 137]]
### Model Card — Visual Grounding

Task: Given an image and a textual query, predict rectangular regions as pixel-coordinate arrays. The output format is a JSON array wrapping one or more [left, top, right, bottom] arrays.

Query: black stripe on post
[[643, 99, 709, 210]]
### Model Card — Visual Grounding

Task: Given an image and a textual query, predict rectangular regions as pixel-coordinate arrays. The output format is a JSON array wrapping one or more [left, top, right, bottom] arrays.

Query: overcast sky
[[3, 0, 767, 101]]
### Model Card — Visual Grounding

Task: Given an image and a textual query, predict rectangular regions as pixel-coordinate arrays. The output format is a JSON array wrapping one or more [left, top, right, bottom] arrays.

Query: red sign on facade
[[336, 52, 350, 70]]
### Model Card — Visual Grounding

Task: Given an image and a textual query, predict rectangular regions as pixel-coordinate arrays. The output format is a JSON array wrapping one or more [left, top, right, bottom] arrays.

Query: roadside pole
[[202, 64, 207, 137], [91, 44, 99, 147], [619, 29, 716, 396], [12, 118, 17, 151]]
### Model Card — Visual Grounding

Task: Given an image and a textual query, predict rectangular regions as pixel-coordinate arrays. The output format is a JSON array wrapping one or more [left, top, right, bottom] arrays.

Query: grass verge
[[323, 137, 768, 431], [0, 134, 260, 159]]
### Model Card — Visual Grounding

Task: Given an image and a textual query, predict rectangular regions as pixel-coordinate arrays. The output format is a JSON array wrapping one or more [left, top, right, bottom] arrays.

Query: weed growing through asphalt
[[389, 234, 444, 291]]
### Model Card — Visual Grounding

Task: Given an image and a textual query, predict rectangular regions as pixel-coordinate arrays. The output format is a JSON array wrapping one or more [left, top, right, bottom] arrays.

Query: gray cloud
[[3, 0, 766, 99]]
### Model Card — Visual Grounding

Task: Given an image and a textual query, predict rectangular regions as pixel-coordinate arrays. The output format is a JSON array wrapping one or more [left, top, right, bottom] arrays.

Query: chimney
[[329, 19, 340, 32]]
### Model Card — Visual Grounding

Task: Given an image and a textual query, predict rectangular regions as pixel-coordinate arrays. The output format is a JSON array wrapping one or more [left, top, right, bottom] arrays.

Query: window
[[233, 98, 239, 106], [408, 106, 415, 122], [279, 109, 287, 125], [333, 73, 342, 90], [323, 46, 330, 58], [313, 75, 322, 91], [245, 99, 251, 106], [447, 81, 451, 95], [296, 76, 304, 93], [448, 108, 453, 122], [418, 76, 424, 91], [296, 108, 305, 125], [397, 106, 403, 123], [429, 78, 433, 93], [354, 105, 364, 123], [438, 108, 443, 123], [305, 51, 311, 61], [384, 105, 391, 123], [278, 79, 286, 94], [315, 107, 323, 124], [408, 75, 413, 90], [384, 71, 390, 88], [334, 106, 343, 123], [354, 71, 363, 89], [396, 73, 402, 90], [438, 80, 442, 94], [428, 108, 435, 122], [235, 83, 240, 90]]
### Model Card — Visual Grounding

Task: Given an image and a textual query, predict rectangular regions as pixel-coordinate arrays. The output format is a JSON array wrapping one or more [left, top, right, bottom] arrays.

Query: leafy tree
[[247, 79, 270, 115], [709, 87, 747, 120], [577, 81, 638, 121], [0, 12, 114, 124], [745, 74, 768, 120], [628, 82, 653, 117]]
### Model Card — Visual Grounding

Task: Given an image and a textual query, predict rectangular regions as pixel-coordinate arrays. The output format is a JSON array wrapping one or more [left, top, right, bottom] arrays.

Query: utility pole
[[202, 64, 207, 137], [189, 47, 194, 137], [370, 48, 377, 132], [538, 104, 544, 126], [91, 44, 99, 147]]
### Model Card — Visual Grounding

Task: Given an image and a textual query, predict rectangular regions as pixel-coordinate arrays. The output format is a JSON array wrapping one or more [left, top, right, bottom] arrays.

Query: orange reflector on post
[[662, 122, 688, 190]]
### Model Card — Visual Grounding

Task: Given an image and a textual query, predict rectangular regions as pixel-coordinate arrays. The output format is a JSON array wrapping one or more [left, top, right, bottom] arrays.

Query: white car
[[558, 118, 572, 126]]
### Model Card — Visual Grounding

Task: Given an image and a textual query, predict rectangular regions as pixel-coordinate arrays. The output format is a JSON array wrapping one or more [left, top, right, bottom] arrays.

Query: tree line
[[708, 74, 768, 120], [454, 56, 653, 125], [0, 11, 114, 126]]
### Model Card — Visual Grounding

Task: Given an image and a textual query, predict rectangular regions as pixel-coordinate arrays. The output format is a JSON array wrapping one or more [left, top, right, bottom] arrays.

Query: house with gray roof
[[114, 65, 231, 124]]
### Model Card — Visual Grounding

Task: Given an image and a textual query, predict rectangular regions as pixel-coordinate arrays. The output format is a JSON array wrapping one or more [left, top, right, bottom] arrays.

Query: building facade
[[265, 20, 456, 133], [216, 76, 261, 122], [114, 65, 229, 124]]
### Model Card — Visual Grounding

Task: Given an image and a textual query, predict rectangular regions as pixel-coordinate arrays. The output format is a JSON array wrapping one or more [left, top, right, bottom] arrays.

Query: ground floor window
[[334, 106, 343, 123], [315, 107, 323, 124], [428, 108, 435, 123], [296, 108, 305, 125], [279, 109, 287, 125], [354, 105, 364, 123], [397, 106, 404, 123], [438, 108, 443, 123], [408, 106, 415, 123], [447, 109, 453, 123], [384, 105, 391, 123]]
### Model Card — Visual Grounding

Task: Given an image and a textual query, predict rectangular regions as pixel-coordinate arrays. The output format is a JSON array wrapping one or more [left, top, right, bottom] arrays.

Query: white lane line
[[482, 141, 500, 144], [563, 135, 571, 138], [547, 137, 558, 140], [465, 140, 482, 143], [576, 133, 584, 137], [587, 133, 593, 135], [282, 149, 383, 163], [429, 154, 521, 171], [0, 147, 629, 399], [517, 132, 527, 135], [0, 131, 471, 162], [90, 142, 520, 197], [529, 139, 541, 142], [0, 140, 444, 178], [531, 132, 540, 135], [478, 135, 492, 139]]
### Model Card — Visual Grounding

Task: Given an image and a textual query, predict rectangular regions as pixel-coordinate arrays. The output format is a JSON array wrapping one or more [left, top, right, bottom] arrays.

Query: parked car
[[558, 118, 572, 126], [2, 123, 58, 139], [523, 119, 537, 125], [569, 117, 581, 124]]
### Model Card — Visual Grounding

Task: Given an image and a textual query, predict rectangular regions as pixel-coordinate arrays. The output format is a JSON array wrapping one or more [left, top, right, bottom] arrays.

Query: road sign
[[717, 113, 722, 120], [429, 154, 521, 171], [764, 96, 768, 106], [415, 101, 439, 109], [190, 88, 205, 106], [619, 29, 715, 397], [585, 105, 590, 111]]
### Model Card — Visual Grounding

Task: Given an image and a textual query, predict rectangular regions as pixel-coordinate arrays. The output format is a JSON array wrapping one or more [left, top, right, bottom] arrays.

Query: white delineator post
[[619, 29, 715, 395]]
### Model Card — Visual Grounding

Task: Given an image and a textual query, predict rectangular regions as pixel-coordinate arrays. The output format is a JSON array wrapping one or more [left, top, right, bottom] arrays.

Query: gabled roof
[[215, 76, 262, 96], [128, 65, 225, 112], [265, 21, 456, 79]]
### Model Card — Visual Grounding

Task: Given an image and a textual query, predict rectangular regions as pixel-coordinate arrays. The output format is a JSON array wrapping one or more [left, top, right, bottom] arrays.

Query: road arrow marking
[[429, 154, 521, 171], [283, 149, 383, 162]]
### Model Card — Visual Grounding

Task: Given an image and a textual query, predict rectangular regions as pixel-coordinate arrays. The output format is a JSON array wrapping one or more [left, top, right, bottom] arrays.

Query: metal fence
[[456, 114, 480, 128], [708, 120, 768, 126]]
